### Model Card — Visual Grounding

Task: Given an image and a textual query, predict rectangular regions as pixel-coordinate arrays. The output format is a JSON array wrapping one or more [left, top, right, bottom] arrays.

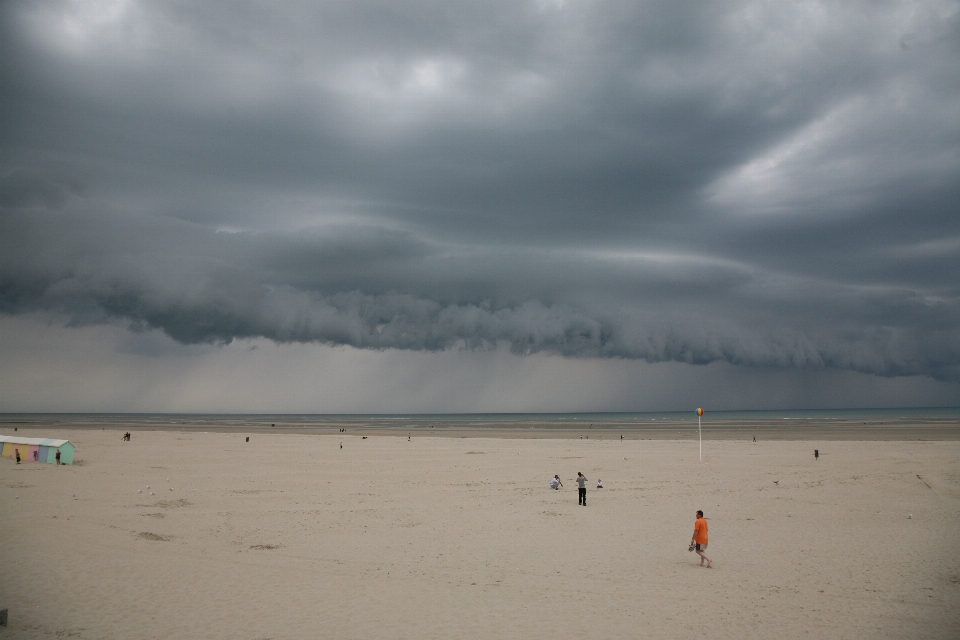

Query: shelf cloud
[[2, 0, 959, 404]]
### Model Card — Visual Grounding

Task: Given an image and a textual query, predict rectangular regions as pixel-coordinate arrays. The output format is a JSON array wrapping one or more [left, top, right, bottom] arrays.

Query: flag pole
[[697, 408, 704, 462]]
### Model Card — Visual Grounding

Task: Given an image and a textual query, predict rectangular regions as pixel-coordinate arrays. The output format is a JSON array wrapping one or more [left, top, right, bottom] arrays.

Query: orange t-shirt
[[694, 517, 708, 544]]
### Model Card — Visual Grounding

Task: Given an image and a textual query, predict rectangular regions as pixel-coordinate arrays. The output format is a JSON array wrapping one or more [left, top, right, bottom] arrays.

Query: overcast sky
[[1, 0, 959, 413]]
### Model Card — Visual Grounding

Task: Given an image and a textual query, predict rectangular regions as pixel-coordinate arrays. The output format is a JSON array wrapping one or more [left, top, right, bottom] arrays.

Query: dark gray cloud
[[1, 0, 959, 392]]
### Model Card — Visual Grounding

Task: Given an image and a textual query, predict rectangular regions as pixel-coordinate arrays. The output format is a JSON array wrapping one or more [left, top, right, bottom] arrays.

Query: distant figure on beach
[[56, 450, 61, 465], [550, 475, 563, 490], [814, 449, 819, 460], [15, 449, 20, 464], [596, 479, 603, 488], [408, 434, 411, 441], [33, 450, 38, 460], [690, 510, 712, 568], [580, 435, 582, 439], [621, 434, 623, 441], [753, 436, 756, 442], [340, 442, 343, 449], [120, 432, 130, 441], [576, 472, 587, 505]]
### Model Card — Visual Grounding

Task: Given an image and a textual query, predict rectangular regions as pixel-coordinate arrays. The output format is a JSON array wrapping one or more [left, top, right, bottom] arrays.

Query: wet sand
[[3, 413, 959, 440]]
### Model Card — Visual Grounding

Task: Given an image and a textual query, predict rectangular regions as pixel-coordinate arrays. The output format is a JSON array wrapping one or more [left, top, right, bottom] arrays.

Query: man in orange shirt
[[690, 510, 712, 568]]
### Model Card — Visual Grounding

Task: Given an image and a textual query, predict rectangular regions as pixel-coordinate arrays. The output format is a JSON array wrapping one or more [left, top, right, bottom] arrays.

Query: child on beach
[[550, 475, 563, 490]]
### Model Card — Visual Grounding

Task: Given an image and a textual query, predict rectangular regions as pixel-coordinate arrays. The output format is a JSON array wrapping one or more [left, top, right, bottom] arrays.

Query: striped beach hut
[[0, 436, 75, 465]]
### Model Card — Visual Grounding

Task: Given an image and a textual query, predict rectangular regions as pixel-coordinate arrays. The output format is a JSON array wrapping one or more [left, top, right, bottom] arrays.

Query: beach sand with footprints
[[1, 423, 959, 639]]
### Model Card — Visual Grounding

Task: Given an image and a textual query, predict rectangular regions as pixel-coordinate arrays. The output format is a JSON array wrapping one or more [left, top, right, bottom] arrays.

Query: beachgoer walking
[[690, 510, 712, 567], [15, 449, 20, 464], [814, 449, 819, 460], [56, 450, 61, 465], [550, 475, 563, 490], [576, 472, 587, 505]]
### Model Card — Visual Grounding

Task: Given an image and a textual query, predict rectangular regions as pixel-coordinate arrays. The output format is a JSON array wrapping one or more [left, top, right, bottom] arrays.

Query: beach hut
[[0, 436, 74, 464]]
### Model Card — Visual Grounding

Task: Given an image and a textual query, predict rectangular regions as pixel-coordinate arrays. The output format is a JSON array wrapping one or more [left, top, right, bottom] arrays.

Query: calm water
[[2, 407, 959, 428]]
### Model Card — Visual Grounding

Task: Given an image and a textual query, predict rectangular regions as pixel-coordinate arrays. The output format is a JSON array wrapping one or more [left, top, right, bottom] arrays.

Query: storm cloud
[[2, 0, 959, 393]]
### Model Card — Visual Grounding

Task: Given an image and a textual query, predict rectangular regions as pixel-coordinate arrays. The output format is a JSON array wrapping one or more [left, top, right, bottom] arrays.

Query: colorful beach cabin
[[0, 436, 74, 465]]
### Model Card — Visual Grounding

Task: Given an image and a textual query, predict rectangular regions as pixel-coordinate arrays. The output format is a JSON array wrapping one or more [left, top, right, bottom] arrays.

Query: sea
[[2, 407, 959, 429]]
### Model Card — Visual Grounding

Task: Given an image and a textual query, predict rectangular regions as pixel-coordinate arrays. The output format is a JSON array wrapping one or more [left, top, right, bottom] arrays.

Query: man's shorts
[[695, 543, 708, 552]]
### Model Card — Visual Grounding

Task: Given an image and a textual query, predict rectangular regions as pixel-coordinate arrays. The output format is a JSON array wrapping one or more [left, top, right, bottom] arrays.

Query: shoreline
[[2, 414, 958, 440]]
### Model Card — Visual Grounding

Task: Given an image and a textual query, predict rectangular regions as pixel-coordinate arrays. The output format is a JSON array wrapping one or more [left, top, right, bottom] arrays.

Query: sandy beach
[[1, 425, 959, 639]]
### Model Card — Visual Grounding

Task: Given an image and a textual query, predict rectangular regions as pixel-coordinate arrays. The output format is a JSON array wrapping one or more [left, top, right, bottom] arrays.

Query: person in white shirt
[[550, 475, 563, 490], [576, 472, 588, 505], [596, 479, 603, 488]]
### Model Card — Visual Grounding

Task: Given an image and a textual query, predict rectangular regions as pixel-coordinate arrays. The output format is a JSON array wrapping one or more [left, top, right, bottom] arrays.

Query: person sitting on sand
[[596, 479, 603, 488], [550, 475, 563, 490]]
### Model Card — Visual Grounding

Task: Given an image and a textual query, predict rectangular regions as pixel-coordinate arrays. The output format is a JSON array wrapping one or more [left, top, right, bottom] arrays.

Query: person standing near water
[[576, 472, 587, 505], [690, 510, 712, 568]]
